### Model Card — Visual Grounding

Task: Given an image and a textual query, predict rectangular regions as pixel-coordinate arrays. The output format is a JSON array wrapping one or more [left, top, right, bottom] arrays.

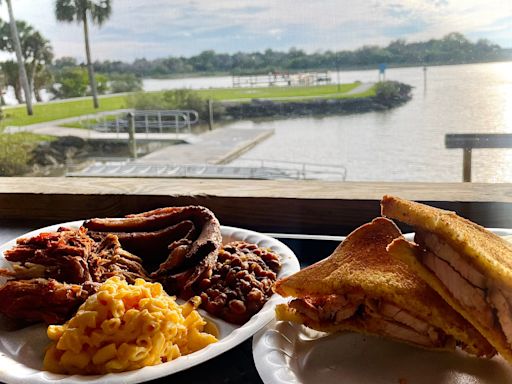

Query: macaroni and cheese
[[43, 276, 217, 374]]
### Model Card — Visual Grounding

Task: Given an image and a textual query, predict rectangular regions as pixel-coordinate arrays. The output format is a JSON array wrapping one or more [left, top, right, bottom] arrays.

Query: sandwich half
[[275, 217, 494, 356], [382, 195, 512, 362]]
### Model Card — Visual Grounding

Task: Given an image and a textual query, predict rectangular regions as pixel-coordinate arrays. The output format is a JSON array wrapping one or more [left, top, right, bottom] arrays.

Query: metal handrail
[[84, 109, 199, 135], [238, 158, 347, 180]]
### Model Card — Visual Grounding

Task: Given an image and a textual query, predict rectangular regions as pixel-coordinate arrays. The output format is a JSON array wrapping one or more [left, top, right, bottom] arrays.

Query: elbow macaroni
[[43, 276, 218, 375]]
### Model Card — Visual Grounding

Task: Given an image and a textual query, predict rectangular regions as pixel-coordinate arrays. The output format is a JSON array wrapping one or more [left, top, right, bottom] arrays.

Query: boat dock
[[134, 127, 274, 164], [68, 127, 279, 178]]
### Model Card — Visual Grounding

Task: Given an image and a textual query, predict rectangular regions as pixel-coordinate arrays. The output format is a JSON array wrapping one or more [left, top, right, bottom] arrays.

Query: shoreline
[[220, 82, 412, 120]]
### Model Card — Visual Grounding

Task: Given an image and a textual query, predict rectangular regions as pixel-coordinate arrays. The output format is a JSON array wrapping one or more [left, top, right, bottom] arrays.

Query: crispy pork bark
[[84, 206, 222, 298]]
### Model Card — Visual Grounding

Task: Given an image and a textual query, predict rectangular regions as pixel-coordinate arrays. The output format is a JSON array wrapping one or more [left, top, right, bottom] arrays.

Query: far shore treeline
[[0, 27, 510, 105], [87, 32, 508, 77]]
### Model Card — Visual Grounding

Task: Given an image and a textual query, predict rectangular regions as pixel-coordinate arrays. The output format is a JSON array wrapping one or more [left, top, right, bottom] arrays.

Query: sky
[[0, 0, 511, 62]]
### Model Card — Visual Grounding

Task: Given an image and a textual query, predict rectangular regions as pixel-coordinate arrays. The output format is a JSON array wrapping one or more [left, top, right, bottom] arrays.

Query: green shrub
[[375, 81, 412, 104], [0, 132, 53, 176], [125, 89, 224, 120], [51, 68, 110, 98], [109, 73, 143, 93], [125, 92, 167, 109]]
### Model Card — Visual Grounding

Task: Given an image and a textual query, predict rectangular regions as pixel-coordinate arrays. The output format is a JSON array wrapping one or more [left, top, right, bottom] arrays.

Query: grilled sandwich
[[275, 217, 495, 356], [382, 195, 512, 362]]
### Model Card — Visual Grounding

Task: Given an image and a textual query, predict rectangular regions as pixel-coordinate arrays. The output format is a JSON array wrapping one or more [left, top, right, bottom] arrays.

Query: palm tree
[[55, 0, 112, 109], [1, 61, 22, 104], [1, 0, 33, 114], [0, 21, 53, 102], [33, 65, 53, 102], [24, 31, 54, 100]]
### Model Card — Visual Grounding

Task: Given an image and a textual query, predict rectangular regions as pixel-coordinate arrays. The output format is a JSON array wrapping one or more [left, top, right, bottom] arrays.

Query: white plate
[[0, 222, 300, 384], [253, 228, 512, 384]]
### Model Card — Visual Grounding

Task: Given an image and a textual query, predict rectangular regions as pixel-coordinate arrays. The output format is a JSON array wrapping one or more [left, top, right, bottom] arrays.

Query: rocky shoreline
[[222, 81, 412, 120]]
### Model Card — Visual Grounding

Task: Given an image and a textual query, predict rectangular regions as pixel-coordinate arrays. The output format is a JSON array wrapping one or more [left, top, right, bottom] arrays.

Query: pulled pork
[[0, 226, 149, 324]]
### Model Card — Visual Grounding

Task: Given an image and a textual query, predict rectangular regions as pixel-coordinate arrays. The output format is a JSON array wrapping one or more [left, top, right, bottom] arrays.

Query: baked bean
[[192, 241, 281, 325], [228, 300, 246, 314]]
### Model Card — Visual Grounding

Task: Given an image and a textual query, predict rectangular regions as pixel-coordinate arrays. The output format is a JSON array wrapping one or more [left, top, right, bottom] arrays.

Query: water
[[6, 62, 512, 182], [142, 62, 512, 182], [224, 62, 512, 183]]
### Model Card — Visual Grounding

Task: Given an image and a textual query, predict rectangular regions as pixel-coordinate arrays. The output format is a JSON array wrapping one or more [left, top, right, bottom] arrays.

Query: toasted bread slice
[[388, 237, 512, 362], [275, 217, 495, 357], [381, 195, 512, 362], [381, 195, 512, 287]]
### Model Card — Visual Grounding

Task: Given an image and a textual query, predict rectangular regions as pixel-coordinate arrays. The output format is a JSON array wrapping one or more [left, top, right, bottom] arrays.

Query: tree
[[51, 67, 88, 98], [33, 65, 53, 102], [1, 0, 33, 114], [55, 0, 112, 109], [108, 73, 142, 93], [51, 66, 108, 99], [24, 31, 53, 100], [0, 21, 53, 101], [1, 60, 22, 103]]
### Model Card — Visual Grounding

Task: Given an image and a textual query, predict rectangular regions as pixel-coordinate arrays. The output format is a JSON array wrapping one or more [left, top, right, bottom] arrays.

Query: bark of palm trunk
[[82, 11, 99, 109], [6, 0, 33, 115]]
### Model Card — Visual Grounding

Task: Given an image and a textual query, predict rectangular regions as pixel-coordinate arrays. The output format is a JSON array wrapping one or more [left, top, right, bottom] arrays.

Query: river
[[144, 62, 512, 183], [6, 62, 512, 182]]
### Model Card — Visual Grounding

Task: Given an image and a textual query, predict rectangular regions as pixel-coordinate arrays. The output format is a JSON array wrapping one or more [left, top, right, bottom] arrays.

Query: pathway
[[3, 110, 193, 142], [222, 82, 375, 102]]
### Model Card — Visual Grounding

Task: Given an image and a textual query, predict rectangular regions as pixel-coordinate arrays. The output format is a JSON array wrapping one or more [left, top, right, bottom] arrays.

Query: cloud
[[0, 0, 510, 61]]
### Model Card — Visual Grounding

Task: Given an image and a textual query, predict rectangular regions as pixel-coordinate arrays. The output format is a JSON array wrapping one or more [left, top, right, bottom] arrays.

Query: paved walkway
[[344, 82, 375, 95], [223, 82, 375, 102], [3, 110, 195, 142], [5, 124, 193, 142]]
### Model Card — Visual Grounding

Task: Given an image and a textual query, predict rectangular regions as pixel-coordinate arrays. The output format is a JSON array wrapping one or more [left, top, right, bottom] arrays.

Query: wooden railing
[[446, 133, 512, 182], [2, 178, 512, 235]]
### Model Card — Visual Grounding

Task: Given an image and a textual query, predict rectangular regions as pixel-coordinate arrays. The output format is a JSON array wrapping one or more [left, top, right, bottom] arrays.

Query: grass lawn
[[1, 96, 128, 128], [0, 132, 54, 176], [195, 83, 360, 100], [1, 82, 374, 128]]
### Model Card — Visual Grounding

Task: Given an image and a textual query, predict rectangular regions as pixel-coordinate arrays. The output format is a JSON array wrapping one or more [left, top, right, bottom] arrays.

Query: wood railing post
[[463, 148, 472, 182], [127, 112, 137, 159], [208, 99, 214, 131], [445, 133, 512, 182]]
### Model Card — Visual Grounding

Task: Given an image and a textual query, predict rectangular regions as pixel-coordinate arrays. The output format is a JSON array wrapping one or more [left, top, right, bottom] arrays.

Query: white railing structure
[[67, 159, 347, 181], [81, 110, 199, 138], [233, 158, 347, 180]]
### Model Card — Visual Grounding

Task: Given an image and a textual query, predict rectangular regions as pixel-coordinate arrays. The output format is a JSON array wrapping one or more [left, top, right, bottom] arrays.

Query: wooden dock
[[136, 127, 274, 165], [68, 127, 276, 178]]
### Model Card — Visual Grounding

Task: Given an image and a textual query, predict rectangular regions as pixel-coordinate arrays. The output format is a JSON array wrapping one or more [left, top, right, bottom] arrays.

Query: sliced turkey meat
[[414, 230, 512, 348], [415, 231, 486, 289], [421, 250, 494, 327], [288, 295, 451, 348]]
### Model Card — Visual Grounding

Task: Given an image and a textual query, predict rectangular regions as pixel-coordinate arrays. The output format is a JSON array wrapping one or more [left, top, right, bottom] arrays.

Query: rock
[[223, 82, 412, 120]]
